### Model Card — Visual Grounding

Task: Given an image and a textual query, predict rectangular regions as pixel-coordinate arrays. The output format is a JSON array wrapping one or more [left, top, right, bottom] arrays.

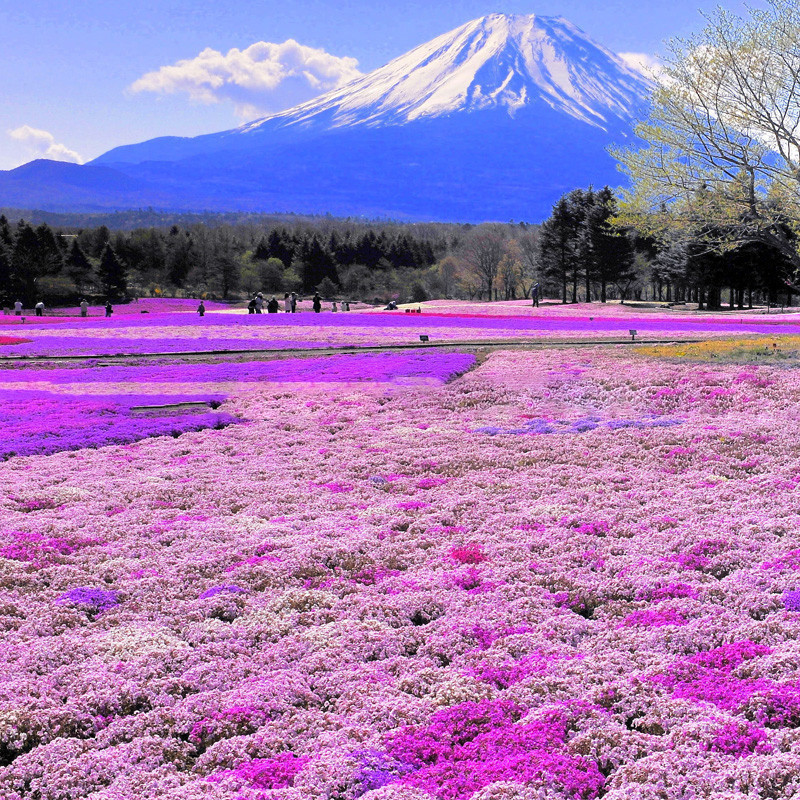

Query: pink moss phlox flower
[[472, 651, 577, 689], [417, 477, 448, 489], [706, 721, 772, 757], [386, 700, 604, 799], [449, 544, 487, 565], [671, 538, 728, 571], [449, 567, 484, 591], [315, 481, 354, 493], [654, 641, 773, 712], [636, 582, 699, 601], [208, 752, 309, 789], [620, 608, 688, 628], [0, 531, 102, 567], [574, 520, 610, 536]]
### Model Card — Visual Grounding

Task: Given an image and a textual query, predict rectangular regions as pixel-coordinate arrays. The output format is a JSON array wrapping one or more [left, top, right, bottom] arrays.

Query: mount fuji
[[0, 14, 653, 221]]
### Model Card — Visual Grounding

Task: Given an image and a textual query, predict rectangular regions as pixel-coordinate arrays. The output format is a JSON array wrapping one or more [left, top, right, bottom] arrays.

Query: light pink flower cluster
[[2, 345, 800, 799]]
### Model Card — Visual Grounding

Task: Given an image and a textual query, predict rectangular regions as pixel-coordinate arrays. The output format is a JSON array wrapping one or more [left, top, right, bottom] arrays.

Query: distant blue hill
[[0, 14, 651, 222]]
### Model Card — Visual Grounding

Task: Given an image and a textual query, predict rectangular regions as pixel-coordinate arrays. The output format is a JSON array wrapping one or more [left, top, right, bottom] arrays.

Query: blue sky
[[1, 0, 767, 170]]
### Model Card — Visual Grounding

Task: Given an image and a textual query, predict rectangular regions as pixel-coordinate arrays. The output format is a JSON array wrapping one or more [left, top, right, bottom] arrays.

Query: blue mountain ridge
[[0, 14, 652, 222]]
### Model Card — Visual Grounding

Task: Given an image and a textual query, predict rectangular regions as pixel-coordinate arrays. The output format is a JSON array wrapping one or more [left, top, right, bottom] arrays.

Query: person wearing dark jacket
[[267, 296, 279, 313], [312, 293, 322, 313]]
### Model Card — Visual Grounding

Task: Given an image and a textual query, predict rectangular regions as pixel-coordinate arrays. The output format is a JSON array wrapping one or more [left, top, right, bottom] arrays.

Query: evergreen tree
[[0, 243, 11, 305], [253, 236, 271, 262], [11, 221, 48, 305], [165, 228, 193, 286], [264, 228, 294, 267], [581, 187, 635, 303], [539, 197, 581, 304], [64, 239, 94, 295], [97, 243, 127, 299], [0, 216, 13, 248], [298, 235, 338, 291], [35, 224, 63, 276]]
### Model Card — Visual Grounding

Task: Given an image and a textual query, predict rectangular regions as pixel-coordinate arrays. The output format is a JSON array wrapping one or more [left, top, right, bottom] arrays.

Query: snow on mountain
[[2, 13, 655, 221], [238, 13, 651, 134]]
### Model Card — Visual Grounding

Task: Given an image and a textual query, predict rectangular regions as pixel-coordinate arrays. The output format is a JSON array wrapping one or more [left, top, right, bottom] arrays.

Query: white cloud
[[8, 125, 83, 163], [130, 39, 363, 120], [618, 52, 665, 81]]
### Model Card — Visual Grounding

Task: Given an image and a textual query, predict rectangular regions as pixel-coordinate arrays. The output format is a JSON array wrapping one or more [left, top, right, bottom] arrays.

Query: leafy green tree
[[259, 258, 286, 293], [613, 0, 800, 282], [316, 276, 339, 299]]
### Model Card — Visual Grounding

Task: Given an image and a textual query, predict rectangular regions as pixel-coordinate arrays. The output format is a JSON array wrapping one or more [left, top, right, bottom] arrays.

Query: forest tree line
[[0, 188, 795, 309]]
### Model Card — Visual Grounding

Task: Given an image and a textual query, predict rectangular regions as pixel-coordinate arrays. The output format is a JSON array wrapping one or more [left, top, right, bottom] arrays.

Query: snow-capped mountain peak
[[241, 13, 652, 134]]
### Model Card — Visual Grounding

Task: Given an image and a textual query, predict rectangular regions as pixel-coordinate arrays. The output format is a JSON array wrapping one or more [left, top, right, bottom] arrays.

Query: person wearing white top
[[284, 293, 292, 312]]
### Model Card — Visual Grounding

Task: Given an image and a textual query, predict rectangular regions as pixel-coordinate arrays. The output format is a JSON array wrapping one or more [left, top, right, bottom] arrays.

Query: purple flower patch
[[56, 587, 120, 613]]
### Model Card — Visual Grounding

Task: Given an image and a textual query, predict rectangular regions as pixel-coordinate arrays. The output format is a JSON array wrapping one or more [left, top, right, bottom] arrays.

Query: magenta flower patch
[[385, 700, 604, 799]]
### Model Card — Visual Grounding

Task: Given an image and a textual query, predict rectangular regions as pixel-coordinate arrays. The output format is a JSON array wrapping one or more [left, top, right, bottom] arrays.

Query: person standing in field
[[267, 296, 279, 313], [291, 292, 297, 313], [313, 292, 322, 313], [197, 301, 206, 317], [13, 300, 22, 316], [255, 293, 264, 313], [80, 299, 88, 317], [284, 293, 292, 313], [105, 301, 113, 318], [532, 283, 540, 307], [34, 301, 44, 317]]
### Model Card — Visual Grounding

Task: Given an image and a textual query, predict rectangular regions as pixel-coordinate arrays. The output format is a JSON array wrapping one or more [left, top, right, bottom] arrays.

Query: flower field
[[3, 306, 800, 357], [4, 303, 800, 799]]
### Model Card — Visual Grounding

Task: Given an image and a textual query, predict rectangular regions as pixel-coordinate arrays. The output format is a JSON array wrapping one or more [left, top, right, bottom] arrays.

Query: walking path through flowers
[[2, 301, 800, 799]]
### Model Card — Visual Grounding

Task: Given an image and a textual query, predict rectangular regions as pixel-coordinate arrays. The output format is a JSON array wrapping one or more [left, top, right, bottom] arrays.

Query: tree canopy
[[613, 0, 800, 282]]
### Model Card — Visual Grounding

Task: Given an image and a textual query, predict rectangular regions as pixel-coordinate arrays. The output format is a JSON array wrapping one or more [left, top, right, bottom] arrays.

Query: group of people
[[7, 300, 48, 317], [245, 292, 350, 314]]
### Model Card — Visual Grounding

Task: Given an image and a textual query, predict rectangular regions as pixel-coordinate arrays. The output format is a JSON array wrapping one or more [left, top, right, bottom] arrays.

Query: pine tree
[[0, 243, 11, 305], [165, 229, 193, 286], [11, 221, 45, 305], [97, 243, 127, 299], [0, 216, 13, 248], [539, 197, 581, 304], [64, 239, 94, 295]]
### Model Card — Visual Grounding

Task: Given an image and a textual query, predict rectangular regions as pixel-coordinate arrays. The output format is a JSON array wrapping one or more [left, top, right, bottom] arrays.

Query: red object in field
[[0, 336, 31, 346]]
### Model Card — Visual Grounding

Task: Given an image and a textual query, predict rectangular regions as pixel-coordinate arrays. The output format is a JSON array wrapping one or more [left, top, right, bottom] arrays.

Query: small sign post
[[629, 329, 637, 341]]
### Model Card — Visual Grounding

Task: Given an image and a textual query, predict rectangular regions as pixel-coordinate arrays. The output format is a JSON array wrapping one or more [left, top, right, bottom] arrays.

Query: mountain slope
[[1, 14, 652, 221]]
